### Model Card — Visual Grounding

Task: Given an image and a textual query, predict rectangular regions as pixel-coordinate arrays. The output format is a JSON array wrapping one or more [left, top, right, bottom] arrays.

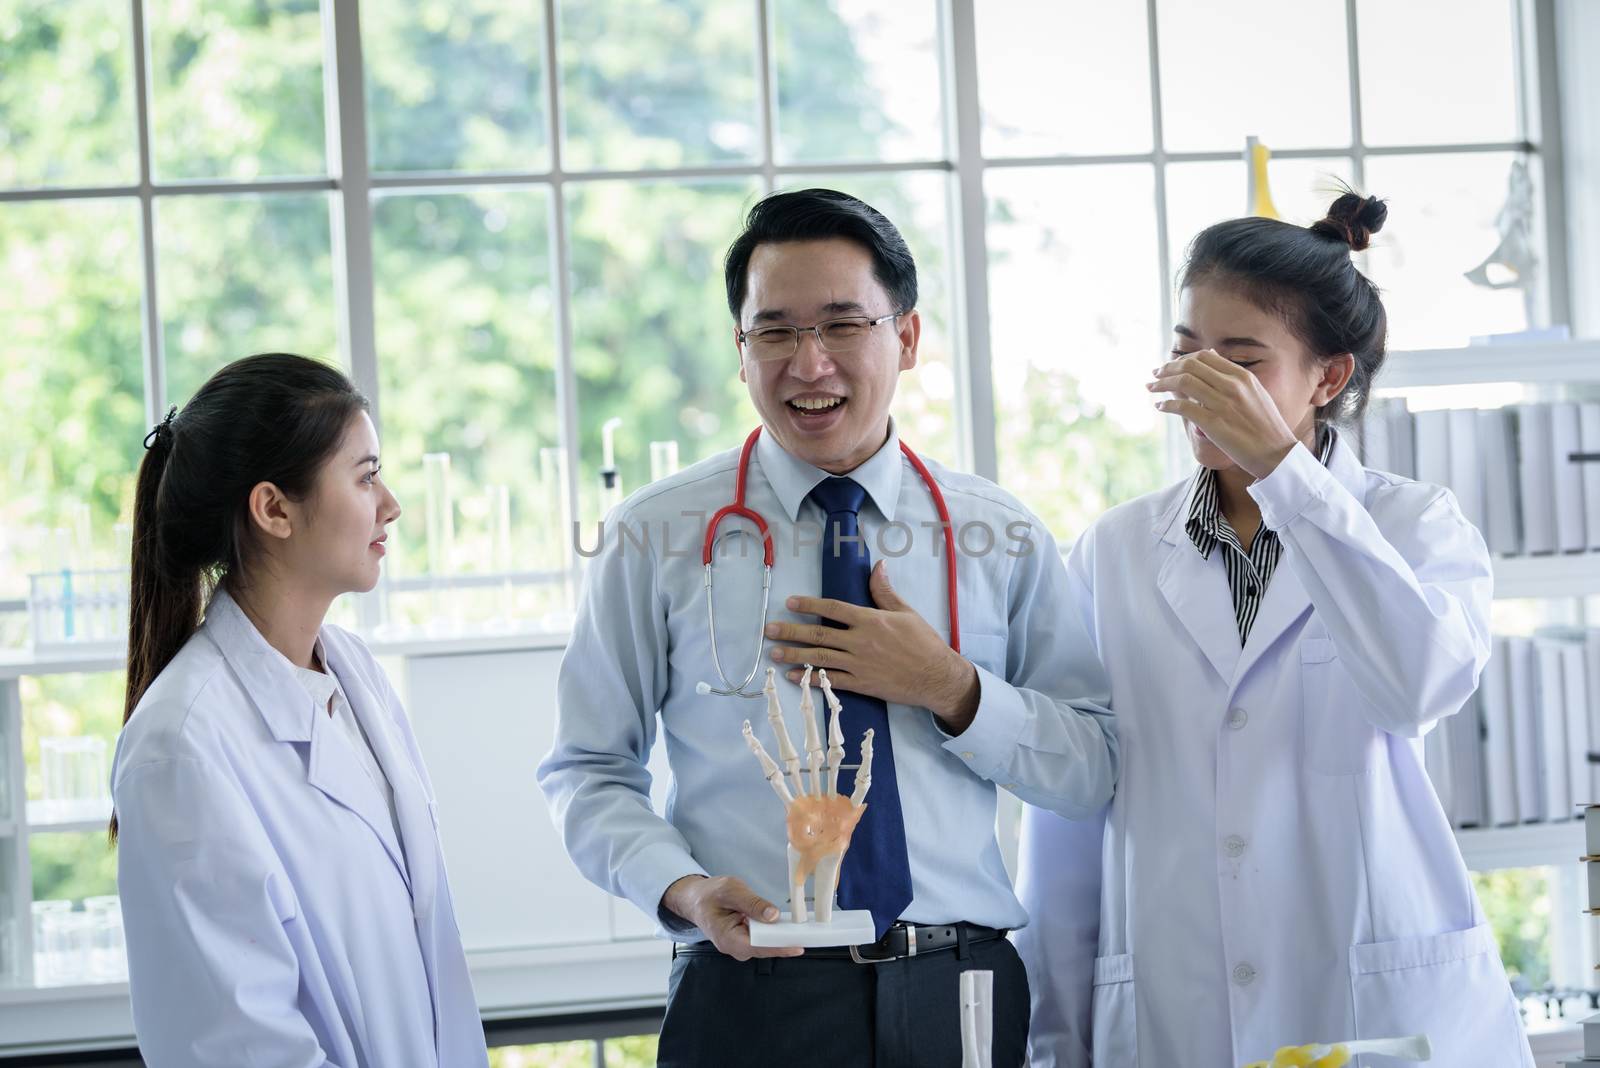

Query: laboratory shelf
[[0, 939, 670, 1058], [0, 628, 579, 679], [1493, 553, 1600, 600], [0, 649, 123, 681], [1378, 339, 1600, 389], [366, 629, 570, 659], [1454, 821, 1587, 872], [25, 800, 112, 836]]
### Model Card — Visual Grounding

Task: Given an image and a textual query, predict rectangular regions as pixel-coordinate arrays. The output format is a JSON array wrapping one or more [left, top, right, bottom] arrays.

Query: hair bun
[[1310, 191, 1387, 252]]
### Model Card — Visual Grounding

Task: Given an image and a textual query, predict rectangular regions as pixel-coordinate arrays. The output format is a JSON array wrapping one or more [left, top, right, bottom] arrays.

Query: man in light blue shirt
[[537, 189, 1114, 1067]]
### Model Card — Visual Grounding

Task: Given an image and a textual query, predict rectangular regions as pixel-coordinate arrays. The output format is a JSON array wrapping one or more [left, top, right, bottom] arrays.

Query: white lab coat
[[112, 588, 488, 1068], [1017, 438, 1533, 1068]]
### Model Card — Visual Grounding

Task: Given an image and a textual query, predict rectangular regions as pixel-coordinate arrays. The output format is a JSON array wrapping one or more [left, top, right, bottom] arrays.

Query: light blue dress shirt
[[537, 421, 1117, 937]]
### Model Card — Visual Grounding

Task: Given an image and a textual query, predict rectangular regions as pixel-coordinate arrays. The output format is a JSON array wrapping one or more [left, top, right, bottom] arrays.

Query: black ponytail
[[114, 353, 367, 840], [1181, 190, 1390, 425]]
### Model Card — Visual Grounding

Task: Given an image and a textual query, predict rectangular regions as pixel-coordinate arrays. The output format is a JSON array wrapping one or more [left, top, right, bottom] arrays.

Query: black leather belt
[[672, 921, 1006, 965]]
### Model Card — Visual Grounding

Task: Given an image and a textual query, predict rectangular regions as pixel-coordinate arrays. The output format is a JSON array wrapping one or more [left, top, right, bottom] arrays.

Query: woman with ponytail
[[1015, 195, 1532, 1066], [113, 353, 489, 1068]]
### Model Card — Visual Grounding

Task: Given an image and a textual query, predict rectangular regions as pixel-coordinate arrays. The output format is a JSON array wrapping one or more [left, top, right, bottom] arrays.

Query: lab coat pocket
[[1090, 953, 1138, 1066], [1348, 921, 1527, 1067], [1301, 639, 1380, 775]]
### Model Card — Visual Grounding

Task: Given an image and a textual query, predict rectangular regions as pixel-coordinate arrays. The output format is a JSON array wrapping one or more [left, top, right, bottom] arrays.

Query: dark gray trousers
[[656, 934, 1029, 1068]]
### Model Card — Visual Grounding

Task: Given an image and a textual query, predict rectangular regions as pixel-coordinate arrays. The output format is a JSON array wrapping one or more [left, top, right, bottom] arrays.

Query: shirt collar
[[285, 636, 343, 709], [1185, 425, 1339, 556], [753, 417, 905, 523]]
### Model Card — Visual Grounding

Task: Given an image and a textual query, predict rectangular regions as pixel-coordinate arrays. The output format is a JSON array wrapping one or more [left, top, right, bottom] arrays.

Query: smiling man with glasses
[[538, 188, 1117, 1067]]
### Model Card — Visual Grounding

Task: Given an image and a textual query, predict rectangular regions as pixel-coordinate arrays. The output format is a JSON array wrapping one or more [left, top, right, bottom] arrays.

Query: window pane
[[0, 200, 143, 600], [977, 0, 1151, 158], [146, 0, 327, 180], [1473, 867, 1551, 990], [1165, 156, 1356, 270], [1156, 0, 1350, 153], [486, 1043, 595, 1067], [779, 172, 957, 463], [363, 2, 549, 173], [773, 0, 944, 164], [987, 165, 1168, 539], [23, 671, 124, 905], [371, 189, 559, 587], [1358, 0, 1519, 147], [566, 179, 759, 522], [559, 0, 757, 171], [156, 193, 337, 405], [1362, 152, 1532, 350], [0, 1, 136, 187]]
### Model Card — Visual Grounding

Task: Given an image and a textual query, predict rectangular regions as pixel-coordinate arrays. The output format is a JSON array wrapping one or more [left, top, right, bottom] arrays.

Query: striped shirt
[[1185, 429, 1338, 643]]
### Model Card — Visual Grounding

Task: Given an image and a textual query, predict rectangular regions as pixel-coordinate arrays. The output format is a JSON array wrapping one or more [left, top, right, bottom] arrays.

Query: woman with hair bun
[[1015, 195, 1532, 1067], [112, 353, 489, 1067]]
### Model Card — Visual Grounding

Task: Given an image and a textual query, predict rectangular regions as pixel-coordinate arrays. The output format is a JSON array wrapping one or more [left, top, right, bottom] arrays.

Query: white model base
[[748, 908, 875, 948]]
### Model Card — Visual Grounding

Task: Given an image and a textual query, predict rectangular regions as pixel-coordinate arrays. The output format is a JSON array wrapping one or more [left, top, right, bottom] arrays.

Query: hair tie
[[143, 406, 179, 450]]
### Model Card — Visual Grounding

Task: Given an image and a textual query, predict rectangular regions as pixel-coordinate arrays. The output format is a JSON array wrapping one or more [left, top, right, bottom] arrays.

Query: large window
[[976, 0, 1550, 533], [0, 0, 1567, 1026], [0, 0, 1556, 598]]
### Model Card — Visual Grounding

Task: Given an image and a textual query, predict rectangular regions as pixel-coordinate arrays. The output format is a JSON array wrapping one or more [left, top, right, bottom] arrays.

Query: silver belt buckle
[[848, 923, 915, 964]]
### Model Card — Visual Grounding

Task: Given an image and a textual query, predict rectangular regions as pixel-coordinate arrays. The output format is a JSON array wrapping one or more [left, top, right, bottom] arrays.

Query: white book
[[1506, 637, 1542, 822], [1588, 804, 1600, 858], [1481, 638, 1520, 825], [1534, 639, 1572, 821], [1477, 408, 1522, 556], [1588, 631, 1600, 803], [1449, 690, 1487, 827], [1562, 641, 1593, 811], [1516, 404, 1557, 554], [1413, 409, 1452, 497], [1447, 408, 1487, 537], [1580, 403, 1600, 551], [1388, 400, 1416, 480], [1552, 401, 1587, 552]]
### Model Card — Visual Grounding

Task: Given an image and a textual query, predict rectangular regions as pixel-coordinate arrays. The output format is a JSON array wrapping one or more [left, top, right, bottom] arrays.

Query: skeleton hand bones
[[742, 665, 874, 923]]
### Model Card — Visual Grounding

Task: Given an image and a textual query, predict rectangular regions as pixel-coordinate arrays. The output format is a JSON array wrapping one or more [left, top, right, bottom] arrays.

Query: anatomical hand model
[[742, 665, 873, 923]]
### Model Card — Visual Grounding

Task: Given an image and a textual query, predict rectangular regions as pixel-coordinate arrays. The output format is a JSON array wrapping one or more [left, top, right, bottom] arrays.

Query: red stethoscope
[[695, 426, 961, 699]]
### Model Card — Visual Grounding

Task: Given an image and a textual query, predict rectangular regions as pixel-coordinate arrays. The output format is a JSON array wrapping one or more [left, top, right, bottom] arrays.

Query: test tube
[[649, 441, 680, 483], [600, 418, 624, 516], [422, 453, 456, 634], [63, 503, 91, 643], [31, 901, 69, 986], [486, 484, 513, 625], [539, 447, 575, 619], [112, 522, 133, 644], [84, 896, 125, 982], [422, 453, 455, 577], [53, 526, 74, 641]]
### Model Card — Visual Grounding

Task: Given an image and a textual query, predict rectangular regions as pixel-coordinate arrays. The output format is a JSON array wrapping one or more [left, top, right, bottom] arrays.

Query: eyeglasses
[[737, 311, 903, 361]]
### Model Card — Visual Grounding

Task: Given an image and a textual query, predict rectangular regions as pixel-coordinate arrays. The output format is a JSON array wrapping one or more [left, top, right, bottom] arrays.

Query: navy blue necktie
[[808, 476, 912, 940]]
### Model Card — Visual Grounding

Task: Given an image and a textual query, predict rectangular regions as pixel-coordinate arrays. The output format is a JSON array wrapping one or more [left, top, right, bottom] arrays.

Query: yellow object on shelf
[[1246, 136, 1280, 220]]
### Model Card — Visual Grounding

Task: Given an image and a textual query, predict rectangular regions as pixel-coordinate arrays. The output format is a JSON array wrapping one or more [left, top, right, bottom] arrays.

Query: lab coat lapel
[[1154, 496, 1241, 685], [305, 704, 413, 893], [1231, 436, 1369, 689], [203, 589, 412, 890], [1230, 561, 1312, 689], [326, 642, 439, 918], [202, 588, 313, 745]]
